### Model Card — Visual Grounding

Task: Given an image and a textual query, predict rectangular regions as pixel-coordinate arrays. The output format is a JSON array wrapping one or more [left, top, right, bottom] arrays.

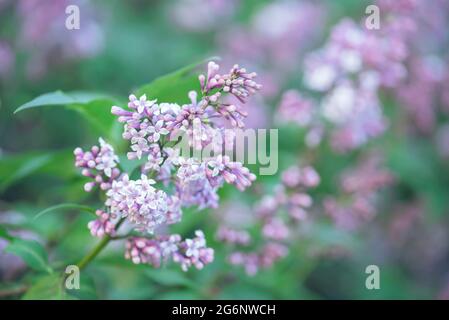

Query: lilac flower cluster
[[277, 90, 314, 128], [228, 243, 288, 276], [87, 210, 116, 238], [170, 0, 238, 32], [216, 226, 251, 246], [285, 15, 410, 152], [324, 155, 394, 230], [255, 165, 319, 224], [200, 62, 262, 105], [304, 18, 407, 92], [208, 1, 325, 131], [17, 0, 104, 79], [74, 61, 261, 271], [74, 138, 120, 192], [111, 61, 259, 211], [125, 230, 214, 271], [220, 165, 320, 275], [218, 1, 325, 72], [105, 174, 173, 233], [275, 0, 449, 154], [381, 0, 449, 135]]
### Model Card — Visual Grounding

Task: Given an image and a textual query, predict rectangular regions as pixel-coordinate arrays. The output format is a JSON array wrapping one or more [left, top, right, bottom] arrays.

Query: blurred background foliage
[[1, 0, 449, 299]]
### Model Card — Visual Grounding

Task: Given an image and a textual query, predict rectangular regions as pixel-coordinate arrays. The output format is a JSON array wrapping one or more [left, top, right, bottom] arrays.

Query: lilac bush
[[3, 0, 449, 300]]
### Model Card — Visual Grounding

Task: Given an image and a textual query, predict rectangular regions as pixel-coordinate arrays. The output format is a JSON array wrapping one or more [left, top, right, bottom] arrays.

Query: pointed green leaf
[[135, 57, 217, 104], [22, 274, 65, 300], [145, 269, 195, 288], [14, 91, 123, 143], [14, 91, 112, 114], [4, 238, 53, 274]]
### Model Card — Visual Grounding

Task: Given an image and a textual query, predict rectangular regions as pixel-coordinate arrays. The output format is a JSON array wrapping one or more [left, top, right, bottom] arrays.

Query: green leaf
[[22, 274, 66, 300], [66, 99, 121, 137], [14, 90, 112, 114], [118, 154, 146, 175], [135, 58, 216, 104], [14, 91, 123, 143], [145, 269, 195, 288], [0, 153, 54, 192], [4, 238, 53, 274], [0, 225, 14, 241], [156, 290, 200, 300], [0, 150, 77, 193], [34, 203, 96, 220], [14, 91, 79, 113], [386, 139, 449, 218]]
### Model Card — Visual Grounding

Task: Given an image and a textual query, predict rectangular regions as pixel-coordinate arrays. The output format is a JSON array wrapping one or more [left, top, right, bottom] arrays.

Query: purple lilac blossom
[[74, 61, 261, 271]]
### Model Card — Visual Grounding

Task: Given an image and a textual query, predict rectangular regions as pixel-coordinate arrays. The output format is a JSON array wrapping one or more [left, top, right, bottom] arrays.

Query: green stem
[[76, 235, 112, 271], [76, 218, 125, 271]]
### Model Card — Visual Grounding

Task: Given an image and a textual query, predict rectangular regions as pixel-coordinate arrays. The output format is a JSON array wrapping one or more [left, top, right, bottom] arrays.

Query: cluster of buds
[[229, 243, 288, 276], [200, 62, 262, 103], [125, 231, 214, 271], [324, 155, 394, 230], [219, 165, 319, 275], [198, 62, 262, 128], [87, 210, 116, 238], [277, 90, 314, 127], [74, 138, 120, 192], [216, 226, 251, 246]]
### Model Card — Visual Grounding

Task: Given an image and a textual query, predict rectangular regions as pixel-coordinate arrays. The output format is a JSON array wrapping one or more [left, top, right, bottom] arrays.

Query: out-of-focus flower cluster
[[324, 155, 394, 230], [382, 0, 449, 135], [0, 0, 104, 80], [74, 61, 261, 271], [219, 165, 320, 275], [125, 230, 214, 271], [285, 16, 408, 152], [277, 0, 449, 155], [170, 0, 238, 32]]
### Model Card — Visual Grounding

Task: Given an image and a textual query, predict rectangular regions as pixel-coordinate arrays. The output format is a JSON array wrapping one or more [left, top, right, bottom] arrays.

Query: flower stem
[[76, 235, 112, 271], [76, 218, 125, 271]]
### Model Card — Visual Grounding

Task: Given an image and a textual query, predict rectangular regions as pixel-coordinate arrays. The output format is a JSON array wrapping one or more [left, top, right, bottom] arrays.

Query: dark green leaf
[[66, 99, 120, 137], [0, 225, 14, 241], [135, 58, 216, 104], [145, 269, 195, 288], [14, 91, 123, 143], [5, 238, 52, 274], [118, 154, 146, 175], [22, 274, 65, 300], [14, 90, 112, 114], [0, 153, 54, 192]]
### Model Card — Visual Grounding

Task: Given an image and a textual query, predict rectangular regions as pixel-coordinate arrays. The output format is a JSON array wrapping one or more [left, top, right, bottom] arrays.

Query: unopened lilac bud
[[84, 182, 95, 192]]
